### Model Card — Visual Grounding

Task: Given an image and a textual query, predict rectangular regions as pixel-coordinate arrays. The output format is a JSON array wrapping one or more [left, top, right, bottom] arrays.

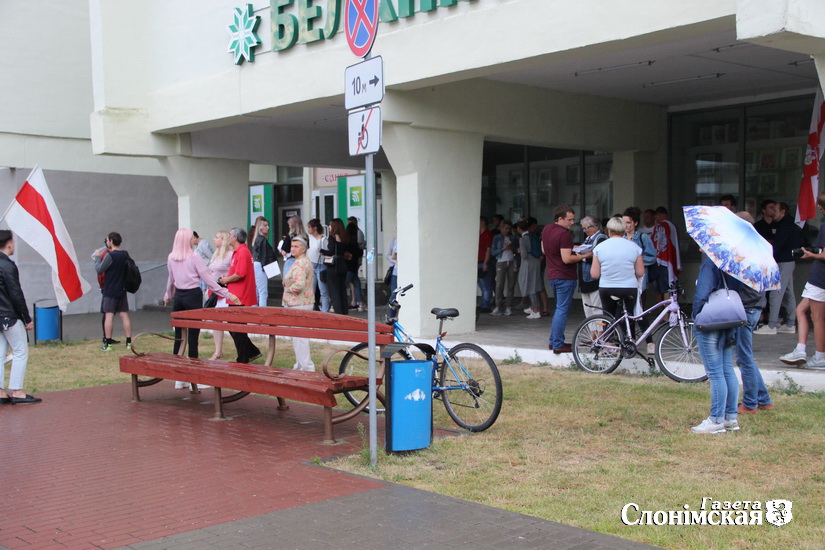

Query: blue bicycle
[[338, 284, 503, 432]]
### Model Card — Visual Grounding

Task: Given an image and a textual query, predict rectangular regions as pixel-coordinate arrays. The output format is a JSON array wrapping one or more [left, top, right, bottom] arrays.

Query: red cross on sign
[[345, 0, 379, 58]]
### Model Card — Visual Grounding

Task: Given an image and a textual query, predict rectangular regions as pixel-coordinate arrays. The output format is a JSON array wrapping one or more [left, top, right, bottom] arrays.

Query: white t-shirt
[[307, 234, 326, 265], [593, 237, 641, 289]]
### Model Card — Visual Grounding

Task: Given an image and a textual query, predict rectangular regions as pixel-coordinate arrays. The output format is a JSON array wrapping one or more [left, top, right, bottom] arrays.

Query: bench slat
[[172, 307, 393, 333], [120, 354, 380, 407], [169, 319, 394, 345]]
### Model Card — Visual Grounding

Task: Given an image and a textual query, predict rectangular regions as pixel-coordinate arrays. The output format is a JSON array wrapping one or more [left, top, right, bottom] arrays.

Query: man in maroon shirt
[[219, 227, 261, 363], [477, 216, 494, 312], [542, 205, 591, 353]]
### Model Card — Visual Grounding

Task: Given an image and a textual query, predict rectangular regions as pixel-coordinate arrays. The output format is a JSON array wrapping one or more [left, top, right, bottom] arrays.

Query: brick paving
[[0, 310, 661, 550], [0, 384, 385, 549], [0, 382, 658, 550]]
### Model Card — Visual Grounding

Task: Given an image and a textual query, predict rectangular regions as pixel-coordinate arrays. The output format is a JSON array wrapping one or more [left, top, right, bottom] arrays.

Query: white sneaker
[[524, 307, 533, 314], [526, 311, 541, 319], [753, 325, 777, 335], [723, 419, 740, 431], [806, 357, 825, 370], [174, 381, 189, 390], [491, 308, 503, 316], [691, 418, 726, 434], [504, 308, 512, 316], [777, 324, 796, 334], [780, 349, 807, 365]]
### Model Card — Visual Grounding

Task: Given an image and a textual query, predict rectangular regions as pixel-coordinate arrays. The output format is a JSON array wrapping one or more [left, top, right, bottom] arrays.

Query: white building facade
[[3, 0, 825, 336]]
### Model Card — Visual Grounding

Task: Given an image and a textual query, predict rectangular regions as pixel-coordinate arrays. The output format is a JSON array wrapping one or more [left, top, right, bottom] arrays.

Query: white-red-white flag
[[796, 87, 825, 227], [1, 165, 91, 310]]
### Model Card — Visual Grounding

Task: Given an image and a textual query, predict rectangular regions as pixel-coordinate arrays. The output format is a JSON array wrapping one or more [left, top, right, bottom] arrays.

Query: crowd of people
[[477, 205, 681, 354], [475, 193, 825, 434]]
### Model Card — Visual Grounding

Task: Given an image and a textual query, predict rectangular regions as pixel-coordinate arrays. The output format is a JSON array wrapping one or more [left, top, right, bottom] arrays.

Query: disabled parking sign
[[344, 0, 379, 58]]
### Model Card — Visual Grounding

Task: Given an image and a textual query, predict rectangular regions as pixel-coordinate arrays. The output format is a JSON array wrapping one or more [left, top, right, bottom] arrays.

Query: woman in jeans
[[691, 260, 739, 434], [252, 217, 275, 307], [306, 218, 330, 312]]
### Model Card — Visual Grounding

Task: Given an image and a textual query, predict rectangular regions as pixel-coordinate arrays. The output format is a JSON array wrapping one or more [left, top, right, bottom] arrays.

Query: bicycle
[[338, 284, 503, 432], [571, 282, 707, 382]]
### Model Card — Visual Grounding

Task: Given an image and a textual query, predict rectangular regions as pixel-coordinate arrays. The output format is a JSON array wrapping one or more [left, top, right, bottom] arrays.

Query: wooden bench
[[119, 307, 394, 443]]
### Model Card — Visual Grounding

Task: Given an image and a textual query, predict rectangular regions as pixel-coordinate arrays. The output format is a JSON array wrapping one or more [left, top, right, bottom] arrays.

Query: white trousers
[[284, 304, 315, 371], [0, 320, 28, 390]]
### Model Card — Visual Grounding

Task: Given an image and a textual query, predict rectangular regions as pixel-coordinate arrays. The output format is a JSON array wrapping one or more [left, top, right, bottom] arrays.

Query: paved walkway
[[1, 307, 662, 550]]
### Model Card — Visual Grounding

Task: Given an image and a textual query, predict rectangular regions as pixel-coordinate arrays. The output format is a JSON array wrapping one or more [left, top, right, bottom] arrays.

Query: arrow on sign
[[369, 75, 380, 87]]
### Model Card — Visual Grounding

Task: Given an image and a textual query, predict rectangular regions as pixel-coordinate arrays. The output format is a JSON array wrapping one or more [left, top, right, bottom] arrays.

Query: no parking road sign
[[345, 0, 379, 58]]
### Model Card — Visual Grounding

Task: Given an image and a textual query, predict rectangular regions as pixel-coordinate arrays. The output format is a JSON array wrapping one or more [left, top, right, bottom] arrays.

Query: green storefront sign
[[271, 0, 477, 52]]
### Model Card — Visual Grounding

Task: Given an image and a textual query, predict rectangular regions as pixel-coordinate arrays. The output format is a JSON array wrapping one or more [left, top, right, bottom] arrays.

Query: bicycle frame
[[386, 285, 483, 395], [594, 286, 690, 354], [390, 317, 475, 394]]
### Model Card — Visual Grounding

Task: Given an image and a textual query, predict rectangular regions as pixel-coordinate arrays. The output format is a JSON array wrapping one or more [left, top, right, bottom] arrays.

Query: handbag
[[694, 276, 747, 332], [383, 265, 394, 285]]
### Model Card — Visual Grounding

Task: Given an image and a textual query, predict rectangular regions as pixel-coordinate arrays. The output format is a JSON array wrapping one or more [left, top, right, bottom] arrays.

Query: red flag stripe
[[15, 182, 84, 301], [797, 89, 825, 224]]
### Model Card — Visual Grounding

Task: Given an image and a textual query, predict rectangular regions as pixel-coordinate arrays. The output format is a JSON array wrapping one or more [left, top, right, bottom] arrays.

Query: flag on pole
[[796, 87, 825, 227], [1, 165, 91, 310]]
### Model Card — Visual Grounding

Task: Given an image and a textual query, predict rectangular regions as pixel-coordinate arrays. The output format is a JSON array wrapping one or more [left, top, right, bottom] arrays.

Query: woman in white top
[[206, 230, 233, 359], [590, 216, 645, 326], [306, 218, 330, 312]]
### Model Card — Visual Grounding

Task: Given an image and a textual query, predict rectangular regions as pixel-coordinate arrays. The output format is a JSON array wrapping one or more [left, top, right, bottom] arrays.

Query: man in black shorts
[[93, 232, 133, 351]]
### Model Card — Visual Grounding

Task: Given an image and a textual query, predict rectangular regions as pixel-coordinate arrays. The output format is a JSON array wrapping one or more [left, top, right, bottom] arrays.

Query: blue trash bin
[[34, 302, 62, 344], [385, 359, 433, 452]]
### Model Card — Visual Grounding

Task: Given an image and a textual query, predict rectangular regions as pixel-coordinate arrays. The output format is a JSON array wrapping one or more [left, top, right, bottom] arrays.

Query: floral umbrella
[[683, 205, 781, 292]]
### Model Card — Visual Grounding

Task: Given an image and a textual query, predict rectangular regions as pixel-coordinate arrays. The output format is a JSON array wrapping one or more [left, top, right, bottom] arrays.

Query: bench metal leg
[[277, 397, 289, 411], [131, 374, 141, 402], [213, 387, 224, 419], [323, 407, 335, 444]]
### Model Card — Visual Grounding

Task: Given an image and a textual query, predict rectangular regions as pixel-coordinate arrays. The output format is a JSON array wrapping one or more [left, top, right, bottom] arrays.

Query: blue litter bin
[[385, 359, 433, 452], [34, 302, 62, 344]]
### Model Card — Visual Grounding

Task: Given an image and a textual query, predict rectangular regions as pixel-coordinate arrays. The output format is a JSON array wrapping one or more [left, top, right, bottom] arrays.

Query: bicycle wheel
[[440, 343, 502, 432], [655, 321, 707, 383], [572, 315, 623, 374], [338, 342, 417, 412]]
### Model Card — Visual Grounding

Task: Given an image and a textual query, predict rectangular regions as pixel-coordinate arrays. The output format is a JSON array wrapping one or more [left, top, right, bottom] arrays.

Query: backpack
[[529, 233, 543, 258], [123, 254, 142, 293]]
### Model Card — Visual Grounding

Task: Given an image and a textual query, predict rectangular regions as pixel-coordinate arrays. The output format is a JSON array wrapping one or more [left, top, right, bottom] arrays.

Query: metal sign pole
[[366, 147, 377, 467], [343, 0, 380, 466]]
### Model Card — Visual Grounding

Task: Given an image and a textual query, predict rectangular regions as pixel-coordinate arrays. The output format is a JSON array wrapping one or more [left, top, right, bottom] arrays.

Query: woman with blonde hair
[[252, 217, 276, 307], [164, 228, 239, 366], [205, 230, 232, 360]]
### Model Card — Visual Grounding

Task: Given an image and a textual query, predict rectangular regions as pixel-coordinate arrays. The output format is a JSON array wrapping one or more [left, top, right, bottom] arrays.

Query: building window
[[482, 142, 613, 236], [670, 95, 820, 259]]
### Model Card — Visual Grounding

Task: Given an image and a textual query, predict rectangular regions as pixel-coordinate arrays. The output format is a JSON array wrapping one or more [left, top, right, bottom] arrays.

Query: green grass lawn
[[22, 338, 825, 549]]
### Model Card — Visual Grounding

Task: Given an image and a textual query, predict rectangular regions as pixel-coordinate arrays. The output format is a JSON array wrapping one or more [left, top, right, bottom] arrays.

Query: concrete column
[[159, 156, 249, 237], [382, 124, 484, 337], [612, 150, 666, 210]]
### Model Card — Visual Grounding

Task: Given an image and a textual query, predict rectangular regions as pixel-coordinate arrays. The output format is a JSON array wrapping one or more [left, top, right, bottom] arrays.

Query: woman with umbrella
[[684, 206, 780, 434], [691, 260, 741, 434]]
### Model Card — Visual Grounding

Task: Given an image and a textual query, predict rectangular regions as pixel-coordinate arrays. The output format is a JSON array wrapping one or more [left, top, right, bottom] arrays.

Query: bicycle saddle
[[431, 308, 460, 319]]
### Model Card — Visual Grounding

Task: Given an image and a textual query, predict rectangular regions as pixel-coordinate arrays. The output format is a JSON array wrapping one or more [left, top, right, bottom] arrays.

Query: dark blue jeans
[[549, 279, 577, 349], [736, 308, 772, 409]]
